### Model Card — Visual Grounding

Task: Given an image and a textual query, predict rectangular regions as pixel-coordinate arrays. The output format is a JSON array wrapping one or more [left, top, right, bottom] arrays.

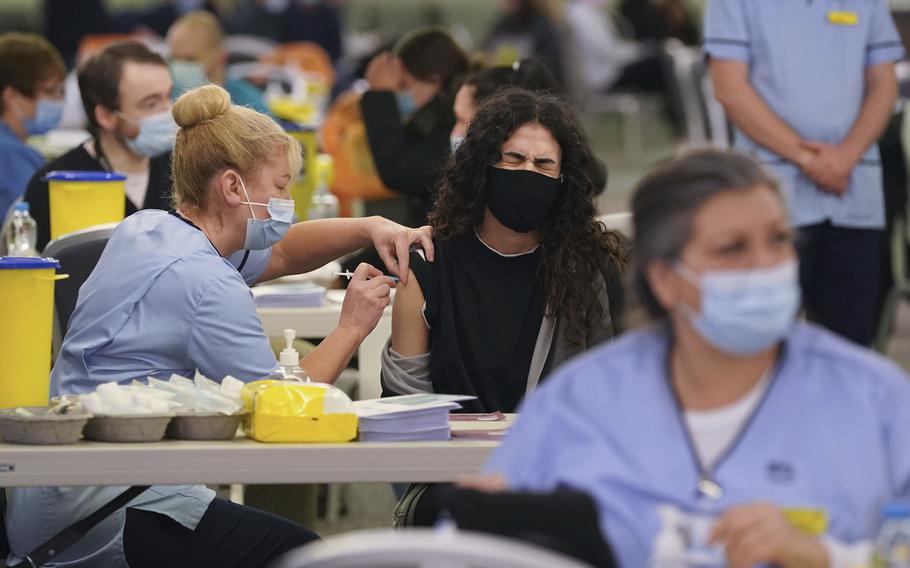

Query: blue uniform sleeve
[[186, 273, 278, 382], [880, 369, 910, 498], [866, 0, 905, 67], [483, 388, 561, 490], [703, 0, 751, 62], [227, 248, 272, 286], [0, 142, 44, 220]]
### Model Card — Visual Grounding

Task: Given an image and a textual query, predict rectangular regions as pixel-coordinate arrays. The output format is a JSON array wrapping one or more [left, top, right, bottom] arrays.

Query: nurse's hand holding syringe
[[298, 263, 395, 383]]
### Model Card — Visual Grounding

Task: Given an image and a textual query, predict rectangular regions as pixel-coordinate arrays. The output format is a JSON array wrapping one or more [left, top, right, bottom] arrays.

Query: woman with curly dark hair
[[382, 87, 626, 413]]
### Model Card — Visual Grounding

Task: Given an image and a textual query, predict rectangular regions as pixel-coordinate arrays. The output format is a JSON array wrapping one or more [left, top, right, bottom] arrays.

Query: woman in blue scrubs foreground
[[475, 150, 910, 568], [6, 84, 432, 568]]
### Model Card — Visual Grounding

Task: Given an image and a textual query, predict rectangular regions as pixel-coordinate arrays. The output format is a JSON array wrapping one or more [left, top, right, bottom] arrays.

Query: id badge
[[827, 11, 859, 26]]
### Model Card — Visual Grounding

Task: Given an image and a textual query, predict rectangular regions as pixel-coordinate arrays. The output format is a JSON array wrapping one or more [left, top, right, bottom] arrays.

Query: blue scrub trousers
[[797, 221, 882, 346], [123, 497, 319, 567]]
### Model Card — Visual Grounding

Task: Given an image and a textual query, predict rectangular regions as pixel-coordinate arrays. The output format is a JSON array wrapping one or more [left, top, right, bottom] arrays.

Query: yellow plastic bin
[[282, 123, 320, 220], [0, 257, 67, 409], [45, 171, 126, 240]]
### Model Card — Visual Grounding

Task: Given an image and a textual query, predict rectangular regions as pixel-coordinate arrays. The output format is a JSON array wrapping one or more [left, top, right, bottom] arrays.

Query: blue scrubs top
[[485, 322, 910, 568], [704, 0, 905, 229], [0, 122, 44, 221], [7, 210, 277, 567]]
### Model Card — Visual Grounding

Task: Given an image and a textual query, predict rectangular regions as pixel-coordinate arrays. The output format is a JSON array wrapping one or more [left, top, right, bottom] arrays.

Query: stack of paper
[[252, 283, 325, 308], [354, 394, 476, 442]]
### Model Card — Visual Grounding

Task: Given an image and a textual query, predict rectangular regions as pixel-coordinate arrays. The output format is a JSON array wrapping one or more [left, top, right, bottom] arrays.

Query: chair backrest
[[597, 212, 633, 238], [43, 223, 117, 339], [273, 528, 593, 568], [664, 39, 709, 145]]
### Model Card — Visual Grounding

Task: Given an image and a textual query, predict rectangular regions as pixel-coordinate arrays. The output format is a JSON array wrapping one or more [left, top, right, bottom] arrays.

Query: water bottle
[[307, 154, 339, 220], [873, 502, 910, 567], [4, 202, 38, 257]]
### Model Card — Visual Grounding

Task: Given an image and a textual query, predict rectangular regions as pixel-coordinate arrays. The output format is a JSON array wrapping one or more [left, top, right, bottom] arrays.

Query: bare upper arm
[[391, 269, 430, 356], [709, 58, 750, 105], [866, 61, 898, 96]]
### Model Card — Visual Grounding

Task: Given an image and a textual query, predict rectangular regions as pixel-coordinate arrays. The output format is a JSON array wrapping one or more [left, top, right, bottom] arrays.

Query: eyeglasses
[[498, 151, 560, 177]]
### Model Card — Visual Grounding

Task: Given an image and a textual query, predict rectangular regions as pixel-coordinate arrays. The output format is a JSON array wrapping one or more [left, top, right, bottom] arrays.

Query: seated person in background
[[25, 41, 177, 251], [383, 88, 626, 413], [483, 0, 567, 87], [361, 28, 469, 227], [6, 84, 431, 568], [0, 33, 66, 220], [166, 10, 270, 114], [473, 150, 910, 568], [451, 58, 610, 194]]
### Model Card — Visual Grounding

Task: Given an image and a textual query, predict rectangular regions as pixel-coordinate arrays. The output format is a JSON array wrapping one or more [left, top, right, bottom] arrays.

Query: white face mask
[[239, 176, 295, 250]]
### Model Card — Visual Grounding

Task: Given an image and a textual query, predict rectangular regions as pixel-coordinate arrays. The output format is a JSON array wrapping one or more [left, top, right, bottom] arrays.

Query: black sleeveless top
[[409, 233, 546, 413]]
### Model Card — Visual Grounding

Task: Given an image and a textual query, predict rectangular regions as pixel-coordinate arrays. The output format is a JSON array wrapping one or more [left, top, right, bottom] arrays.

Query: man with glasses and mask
[[0, 33, 66, 222], [24, 41, 177, 251]]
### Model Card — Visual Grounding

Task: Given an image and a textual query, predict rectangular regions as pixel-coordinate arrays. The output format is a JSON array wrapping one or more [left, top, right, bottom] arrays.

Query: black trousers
[[797, 221, 882, 346], [123, 497, 319, 568]]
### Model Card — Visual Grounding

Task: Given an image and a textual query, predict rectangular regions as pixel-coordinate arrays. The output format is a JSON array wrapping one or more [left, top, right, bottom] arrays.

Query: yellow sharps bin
[[45, 171, 126, 240], [0, 257, 67, 408]]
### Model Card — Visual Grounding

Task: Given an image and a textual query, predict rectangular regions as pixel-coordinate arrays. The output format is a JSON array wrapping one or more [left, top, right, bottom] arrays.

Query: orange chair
[[320, 90, 396, 217], [262, 42, 336, 88]]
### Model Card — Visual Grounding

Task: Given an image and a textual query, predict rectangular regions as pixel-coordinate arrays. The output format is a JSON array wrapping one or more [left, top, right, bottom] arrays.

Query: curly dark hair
[[429, 87, 626, 342]]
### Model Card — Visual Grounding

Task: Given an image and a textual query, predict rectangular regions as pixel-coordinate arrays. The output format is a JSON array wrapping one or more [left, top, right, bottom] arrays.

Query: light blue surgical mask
[[170, 60, 209, 97], [675, 259, 801, 355], [450, 134, 464, 154], [240, 176, 295, 250], [120, 110, 178, 158], [24, 98, 64, 136], [396, 91, 416, 120]]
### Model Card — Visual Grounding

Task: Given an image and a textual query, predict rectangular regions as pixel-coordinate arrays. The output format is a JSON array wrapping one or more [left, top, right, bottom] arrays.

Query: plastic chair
[[224, 34, 278, 65], [43, 223, 117, 360], [664, 40, 710, 146], [272, 527, 594, 568], [876, 203, 910, 352], [263, 42, 337, 88], [597, 212, 633, 238]]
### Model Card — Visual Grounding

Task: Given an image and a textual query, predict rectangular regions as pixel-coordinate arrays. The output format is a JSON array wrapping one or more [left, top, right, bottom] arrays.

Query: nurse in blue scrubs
[[6, 84, 433, 568], [477, 150, 910, 568]]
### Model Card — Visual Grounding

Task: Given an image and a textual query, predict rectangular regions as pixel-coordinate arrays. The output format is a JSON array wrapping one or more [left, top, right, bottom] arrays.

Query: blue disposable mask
[[396, 92, 416, 120], [170, 60, 209, 96], [240, 177, 295, 250], [450, 134, 464, 154], [676, 259, 801, 355], [24, 98, 64, 136], [121, 110, 178, 158]]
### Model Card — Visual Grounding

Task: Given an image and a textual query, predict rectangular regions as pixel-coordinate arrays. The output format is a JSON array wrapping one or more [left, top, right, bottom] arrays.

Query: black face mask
[[484, 166, 561, 233]]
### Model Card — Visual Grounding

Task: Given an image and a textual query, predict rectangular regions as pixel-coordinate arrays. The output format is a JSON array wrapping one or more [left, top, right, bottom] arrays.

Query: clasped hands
[[795, 141, 859, 196]]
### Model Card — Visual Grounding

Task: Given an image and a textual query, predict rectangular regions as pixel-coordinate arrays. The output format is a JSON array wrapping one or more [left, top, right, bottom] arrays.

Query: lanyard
[[665, 343, 786, 503]]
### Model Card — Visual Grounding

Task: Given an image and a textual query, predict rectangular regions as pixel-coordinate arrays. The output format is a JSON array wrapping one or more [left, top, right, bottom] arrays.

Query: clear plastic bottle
[[307, 154, 338, 220], [276, 328, 310, 382], [873, 502, 910, 567], [4, 202, 37, 257]]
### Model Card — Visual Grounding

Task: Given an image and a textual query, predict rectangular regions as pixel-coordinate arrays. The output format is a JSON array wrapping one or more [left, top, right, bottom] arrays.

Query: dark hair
[[430, 87, 625, 343], [465, 58, 561, 104], [0, 32, 66, 113], [631, 149, 782, 320], [77, 41, 167, 135], [394, 28, 469, 93]]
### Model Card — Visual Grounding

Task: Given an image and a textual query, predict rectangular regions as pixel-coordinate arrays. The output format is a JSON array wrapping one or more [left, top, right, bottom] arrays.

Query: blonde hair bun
[[172, 84, 231, 128]]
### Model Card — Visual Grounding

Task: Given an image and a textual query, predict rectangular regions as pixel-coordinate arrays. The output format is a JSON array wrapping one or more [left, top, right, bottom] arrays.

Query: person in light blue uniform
[[5, 84, 432, 568], [479, 150, 910, 568], [704, 0, 904, 346], [0, 33, 66, 221]]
